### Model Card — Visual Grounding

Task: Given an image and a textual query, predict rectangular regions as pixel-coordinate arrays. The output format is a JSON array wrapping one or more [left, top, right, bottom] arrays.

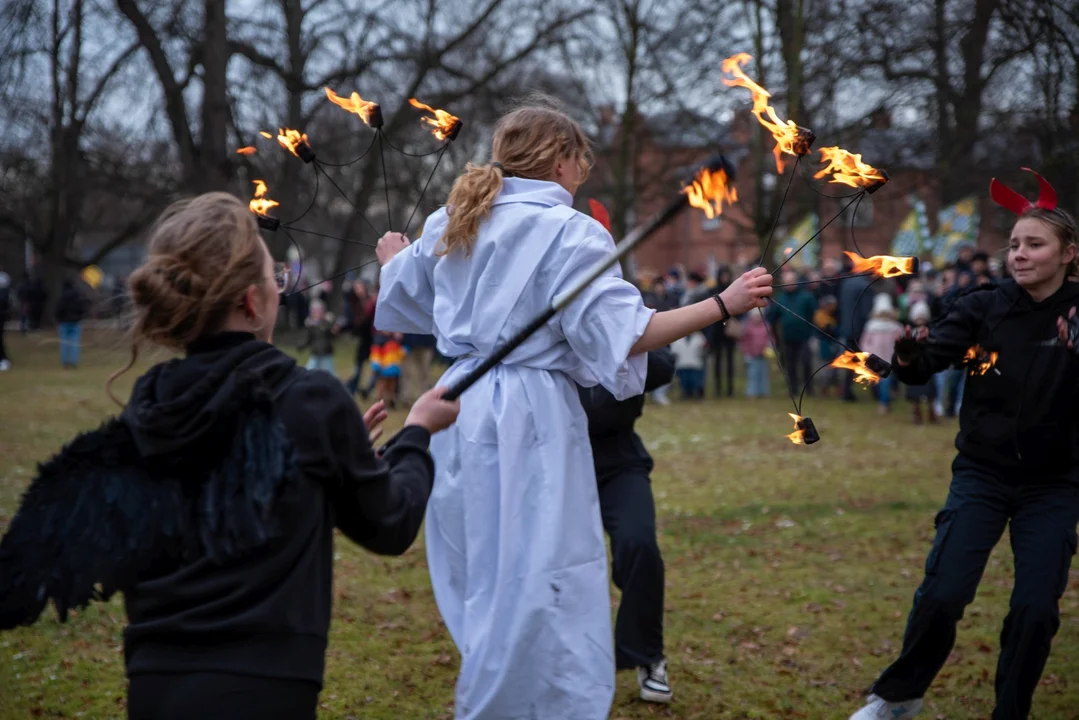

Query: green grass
[[1, 330, 1078, 719]]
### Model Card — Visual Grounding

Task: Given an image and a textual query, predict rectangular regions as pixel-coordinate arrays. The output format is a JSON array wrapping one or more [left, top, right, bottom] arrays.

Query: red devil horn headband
[[989, 167, 1058, 215]]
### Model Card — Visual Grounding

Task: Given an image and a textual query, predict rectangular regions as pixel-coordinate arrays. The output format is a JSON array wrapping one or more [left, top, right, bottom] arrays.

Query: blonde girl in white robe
[[374, 97, 772, 719]]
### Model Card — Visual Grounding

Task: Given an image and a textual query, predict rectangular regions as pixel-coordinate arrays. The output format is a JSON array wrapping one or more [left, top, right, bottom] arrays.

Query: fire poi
[[229, 55, 915, 445]]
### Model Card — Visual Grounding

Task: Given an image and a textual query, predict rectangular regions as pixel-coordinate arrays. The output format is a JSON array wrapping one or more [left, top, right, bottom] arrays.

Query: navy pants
[[873, 457, 1079, 719], [597, 464, 665, 669]]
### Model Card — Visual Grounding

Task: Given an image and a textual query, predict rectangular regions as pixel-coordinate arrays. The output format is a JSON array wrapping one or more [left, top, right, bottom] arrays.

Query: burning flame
[[249, 179, 279, 216], [259, 131, 273, 139], [236, 146, 257, 155], [830, 351, 883, 385], [325, 87, 378, 125], [787, 413, 807, 445], [963, 345, 999, 375], [721, 53, 811, 173], [409, 98, 459, 140], [844, 251, 915, 279], [277, 128, 310, 158], [682, 166, 737, 219], [814, 147, 886, 188]]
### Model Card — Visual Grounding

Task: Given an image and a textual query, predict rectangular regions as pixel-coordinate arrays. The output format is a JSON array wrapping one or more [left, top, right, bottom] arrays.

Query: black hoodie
[[117, 332, 435, 685], [894, 279, 1079, 478], [577, 349, 675, 473]]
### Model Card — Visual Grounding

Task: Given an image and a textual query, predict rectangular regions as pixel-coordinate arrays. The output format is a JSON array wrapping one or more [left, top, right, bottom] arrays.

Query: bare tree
[[0, 0, 141, 319]]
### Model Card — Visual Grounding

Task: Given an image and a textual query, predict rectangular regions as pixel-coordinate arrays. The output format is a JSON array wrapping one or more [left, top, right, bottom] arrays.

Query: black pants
[[712, 341, 734, 397], [782, 339, 813, 397], [597, 464, 665, 669], [128, 672, 319, 720], [873, 457, 1079, 719], [0, 316, 7, 362]]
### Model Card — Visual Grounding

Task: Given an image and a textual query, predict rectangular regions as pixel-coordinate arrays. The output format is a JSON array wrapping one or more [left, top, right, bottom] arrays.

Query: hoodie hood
[[122, 332, 297, 458]]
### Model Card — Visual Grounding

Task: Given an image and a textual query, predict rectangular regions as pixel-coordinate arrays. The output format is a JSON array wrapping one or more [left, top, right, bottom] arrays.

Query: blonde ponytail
[[439, 164, 504, 257]]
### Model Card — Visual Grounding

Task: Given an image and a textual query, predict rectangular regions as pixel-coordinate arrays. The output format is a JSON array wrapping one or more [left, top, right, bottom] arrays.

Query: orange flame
[[721, 53, 811, 173], [844, 251, 915, 279], [814, 147, 886, 187], [325, 87, 378, 125], [682, 166, 737, 219], [963, 345, 999, 375], [236, 146, 257, 155], [787, 413, 807, 444], [829, 351, 883, 385], [249, 179, 279, 216], [259, 131, 273, 139], [409, 98, 459, 140], [277, 128, 310, 158]]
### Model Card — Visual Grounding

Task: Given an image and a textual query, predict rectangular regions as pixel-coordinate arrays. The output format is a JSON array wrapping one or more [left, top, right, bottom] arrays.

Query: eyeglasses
[[273, 262, 291, 293]]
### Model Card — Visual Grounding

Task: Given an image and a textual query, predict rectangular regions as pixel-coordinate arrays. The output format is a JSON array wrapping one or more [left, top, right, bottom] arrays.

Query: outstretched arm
[[629, 268, 773, 355]]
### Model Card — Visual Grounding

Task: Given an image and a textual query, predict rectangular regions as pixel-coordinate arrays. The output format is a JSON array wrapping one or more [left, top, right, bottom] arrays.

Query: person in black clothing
[[0, 268, 10, 370], [849, 177, 1079, 720], [55, 278, 89, 368], [0, 193, 460, 720], [708, 266, 736, 397], [578, 348, 675, 705], [836, 257, 873, 401]]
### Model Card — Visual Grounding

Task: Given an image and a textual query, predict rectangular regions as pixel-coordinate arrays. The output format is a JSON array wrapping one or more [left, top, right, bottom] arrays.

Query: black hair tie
[[491, 161, 504, 172]]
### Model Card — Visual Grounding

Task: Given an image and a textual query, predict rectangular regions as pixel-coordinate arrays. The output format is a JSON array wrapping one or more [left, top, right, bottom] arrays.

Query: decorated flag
[[774, 213, 818, 268], [891, 195, 931, 257], [932, 197, 979, 264]]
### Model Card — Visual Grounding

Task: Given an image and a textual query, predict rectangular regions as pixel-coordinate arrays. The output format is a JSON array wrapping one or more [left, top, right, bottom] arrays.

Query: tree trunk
[[199, 0, 231, 192]]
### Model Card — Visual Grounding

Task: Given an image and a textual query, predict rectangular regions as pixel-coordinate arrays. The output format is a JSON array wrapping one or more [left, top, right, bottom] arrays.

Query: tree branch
[[77, 40, 139, 123]]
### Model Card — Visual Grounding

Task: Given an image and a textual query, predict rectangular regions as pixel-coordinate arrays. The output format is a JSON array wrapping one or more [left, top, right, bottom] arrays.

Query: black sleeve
[[279, 371, 435, 556], [893, 290, 985, 385], [643, 347, 675, 392]]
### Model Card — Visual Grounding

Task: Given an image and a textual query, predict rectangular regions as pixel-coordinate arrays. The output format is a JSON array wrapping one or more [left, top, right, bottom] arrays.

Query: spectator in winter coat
[[859, 293, 903, 414], [0, 269, 10, 371], [55, 279, 88, 368], [837, 261, 874, 400], [767, 270, 818, 398], [670, 332, 706, 399], [740, 311, 772, 398], [297, 300, 336, 374]]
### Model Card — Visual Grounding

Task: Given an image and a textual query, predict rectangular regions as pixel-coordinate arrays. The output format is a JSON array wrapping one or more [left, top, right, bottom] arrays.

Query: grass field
[[1, 329, 1077, 719]]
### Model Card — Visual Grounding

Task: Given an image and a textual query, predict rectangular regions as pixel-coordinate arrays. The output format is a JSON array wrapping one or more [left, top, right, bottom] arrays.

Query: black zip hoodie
[[894, 279, 1079, 478], [118, 332, 435, 686], [577, 349, 675, 474]]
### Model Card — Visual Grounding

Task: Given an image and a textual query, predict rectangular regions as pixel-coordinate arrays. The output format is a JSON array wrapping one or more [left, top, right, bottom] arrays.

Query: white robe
[[375, 177, 655, 719]]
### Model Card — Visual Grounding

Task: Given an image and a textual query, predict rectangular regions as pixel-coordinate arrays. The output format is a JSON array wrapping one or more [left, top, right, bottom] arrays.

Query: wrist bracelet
[[713, 294, 730, 324]]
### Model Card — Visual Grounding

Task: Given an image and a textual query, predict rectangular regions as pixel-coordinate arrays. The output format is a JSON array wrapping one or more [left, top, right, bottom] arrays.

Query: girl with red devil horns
[[849, 169, 1079, 720]]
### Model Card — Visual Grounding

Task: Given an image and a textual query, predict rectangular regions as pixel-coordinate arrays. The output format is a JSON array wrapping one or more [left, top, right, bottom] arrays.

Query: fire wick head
[[257, 215, 281, 232], [798, 416, 821, 444], [865, 353, 892, 378], [446, 118, 463, 141], [369, 105, 384, 129], [792, 126, 816, 157], [295, 141, 316, 163], [866, 168, 890, 195]]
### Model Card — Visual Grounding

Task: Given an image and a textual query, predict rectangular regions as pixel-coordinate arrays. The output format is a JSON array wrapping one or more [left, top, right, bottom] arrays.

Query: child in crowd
[[671, 331, 707, 399], [813, 295, 841, 397], [859, 293, 903, 414], [298, 300, 336, 374], [740, 311, 772, 398], [903, 300, 937, 424], [370, 330, 406, 408]]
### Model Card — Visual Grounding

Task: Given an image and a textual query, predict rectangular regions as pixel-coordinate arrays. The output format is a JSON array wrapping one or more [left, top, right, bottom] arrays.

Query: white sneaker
[[849, 694, 923, 720], [0, 360, 9, 371], [637, 659, 672, 703]]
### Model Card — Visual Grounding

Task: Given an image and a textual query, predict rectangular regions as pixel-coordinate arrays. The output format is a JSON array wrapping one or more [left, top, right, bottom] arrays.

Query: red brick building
[[583, 107, 1009, 281]]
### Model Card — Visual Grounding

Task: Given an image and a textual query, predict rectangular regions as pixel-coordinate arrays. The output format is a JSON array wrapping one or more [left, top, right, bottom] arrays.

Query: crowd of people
[[633, 241, 1006, 423]]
